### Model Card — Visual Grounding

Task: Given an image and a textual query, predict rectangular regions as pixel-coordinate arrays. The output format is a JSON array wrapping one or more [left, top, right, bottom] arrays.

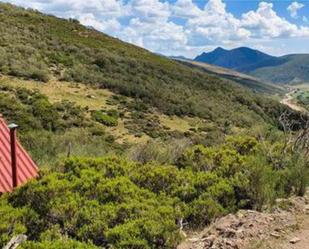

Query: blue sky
[[1, 0, 309, 58]]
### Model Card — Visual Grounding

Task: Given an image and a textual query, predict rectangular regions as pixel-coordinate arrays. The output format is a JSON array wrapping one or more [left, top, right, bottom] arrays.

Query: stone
[[289, 237, 301, 244], [202, 235, 216, 243], [270, 232, 280, 238], [220, 228, 237, 238]]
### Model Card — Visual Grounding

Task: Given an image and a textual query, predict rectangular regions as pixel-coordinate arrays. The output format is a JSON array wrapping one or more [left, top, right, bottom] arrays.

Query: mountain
[[194, 47, 277, 72], [194, 47, 309, 84], [173, 58, 284, 94], [250, 54, 309, 84]]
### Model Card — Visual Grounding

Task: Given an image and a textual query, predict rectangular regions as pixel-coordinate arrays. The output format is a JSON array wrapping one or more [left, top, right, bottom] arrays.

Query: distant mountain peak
[[213, 47, 227, 52], [194, 47, 276, 72]]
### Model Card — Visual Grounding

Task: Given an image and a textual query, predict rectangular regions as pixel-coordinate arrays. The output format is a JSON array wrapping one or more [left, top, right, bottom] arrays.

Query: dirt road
[[280, 91, 307, 113]]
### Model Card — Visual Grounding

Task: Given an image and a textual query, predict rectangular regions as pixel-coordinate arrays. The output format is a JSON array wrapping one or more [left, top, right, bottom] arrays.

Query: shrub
[[91, 111, 118, 127], [0, 199, 27, 247]]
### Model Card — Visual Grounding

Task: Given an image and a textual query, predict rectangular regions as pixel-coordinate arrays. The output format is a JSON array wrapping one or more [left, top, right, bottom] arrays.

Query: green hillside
[[0, 2, 290, 128], [251, 54, 309, 84], [0, 3, 308, 249]]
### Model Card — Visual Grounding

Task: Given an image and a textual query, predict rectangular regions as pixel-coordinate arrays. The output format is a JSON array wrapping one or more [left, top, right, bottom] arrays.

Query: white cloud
[[287, 2, 305, 19], [172, 0, 202, 18], [119, 17, 187, 54], [185, 0, 250, 45], [78, 13, 121, 34], [241, 2, 309, 38], [1, 0, 309, 56], [118, 0, 188, 54], [127, 0, 170, 23]]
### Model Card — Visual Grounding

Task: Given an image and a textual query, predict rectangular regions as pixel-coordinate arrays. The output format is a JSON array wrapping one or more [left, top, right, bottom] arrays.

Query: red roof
[[0, 116, 38, 192]]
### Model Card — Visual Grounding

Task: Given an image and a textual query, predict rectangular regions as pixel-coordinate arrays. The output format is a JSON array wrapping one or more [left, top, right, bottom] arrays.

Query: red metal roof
[[0, 116, 38, 192]]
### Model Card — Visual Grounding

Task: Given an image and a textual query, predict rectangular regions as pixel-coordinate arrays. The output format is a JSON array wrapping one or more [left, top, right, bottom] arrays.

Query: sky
[[1, 0, 309, 58]]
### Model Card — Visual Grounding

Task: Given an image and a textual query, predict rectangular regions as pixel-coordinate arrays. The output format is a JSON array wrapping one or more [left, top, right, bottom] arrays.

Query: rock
[[3, 235, 27, 249], [202, 235, 216, 243], [188, 238, 200, 243], [289, 237, 301, 244], [221, 228, 237, 238], [225, 239, 238, 248], [235, 229, 245, 239], [270, 232, 280, 238], [202, 235, 216, 247]]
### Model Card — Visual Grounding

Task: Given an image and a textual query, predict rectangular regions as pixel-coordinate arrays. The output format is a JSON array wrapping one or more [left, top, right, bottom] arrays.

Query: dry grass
[[159, 115, 193, 132], [0, 76, 113, 110], [1, 76, 217, 144], [0, 76, 192, 144], [106, 119, 150, 144]]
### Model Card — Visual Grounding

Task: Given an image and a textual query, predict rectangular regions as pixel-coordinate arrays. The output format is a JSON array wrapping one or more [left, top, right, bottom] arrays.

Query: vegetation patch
[[1, 134, 308, 249], [92, 110, 118, 127]]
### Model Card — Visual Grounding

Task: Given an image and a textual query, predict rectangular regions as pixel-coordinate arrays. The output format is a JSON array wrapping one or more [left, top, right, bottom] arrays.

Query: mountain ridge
[[194, 47, 277, 72], [194, 47, 309, 84]]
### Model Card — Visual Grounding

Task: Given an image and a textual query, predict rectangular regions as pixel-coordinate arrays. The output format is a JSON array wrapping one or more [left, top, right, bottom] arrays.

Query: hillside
[[251, 54, 309, 84], [173, 58, 284, 94], [0, 3, 294, 133], [194, 47, 309, 84]]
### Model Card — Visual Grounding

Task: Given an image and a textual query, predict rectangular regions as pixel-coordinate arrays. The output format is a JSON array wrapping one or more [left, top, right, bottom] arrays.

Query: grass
[[0, 76, 199, 144], [106, 119, 150, 144], [288, 83, 309, 110], [0, 76, 113, 111], [159, 115, 193, 132]]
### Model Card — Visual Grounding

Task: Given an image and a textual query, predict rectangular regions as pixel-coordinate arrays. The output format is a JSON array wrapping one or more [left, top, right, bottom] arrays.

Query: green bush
[[91, 111, 118, 127], [1, 131, 308, 248], [0, 199, 27, 247], [21, 238, 99, 249]]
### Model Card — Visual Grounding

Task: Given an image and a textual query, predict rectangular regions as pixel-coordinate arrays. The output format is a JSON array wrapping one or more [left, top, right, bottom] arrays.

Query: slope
[[250, 54, 309, 84], [174, 58, 285, 94], [0, 3, 294, 132]]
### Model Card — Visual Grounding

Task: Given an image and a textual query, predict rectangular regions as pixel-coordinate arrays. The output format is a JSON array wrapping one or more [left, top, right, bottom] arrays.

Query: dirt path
[[280, 91, 307, 113]]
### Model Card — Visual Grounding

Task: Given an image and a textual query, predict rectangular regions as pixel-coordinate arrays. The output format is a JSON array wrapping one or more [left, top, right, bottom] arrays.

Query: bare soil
[[178, 190, 309, 249]]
